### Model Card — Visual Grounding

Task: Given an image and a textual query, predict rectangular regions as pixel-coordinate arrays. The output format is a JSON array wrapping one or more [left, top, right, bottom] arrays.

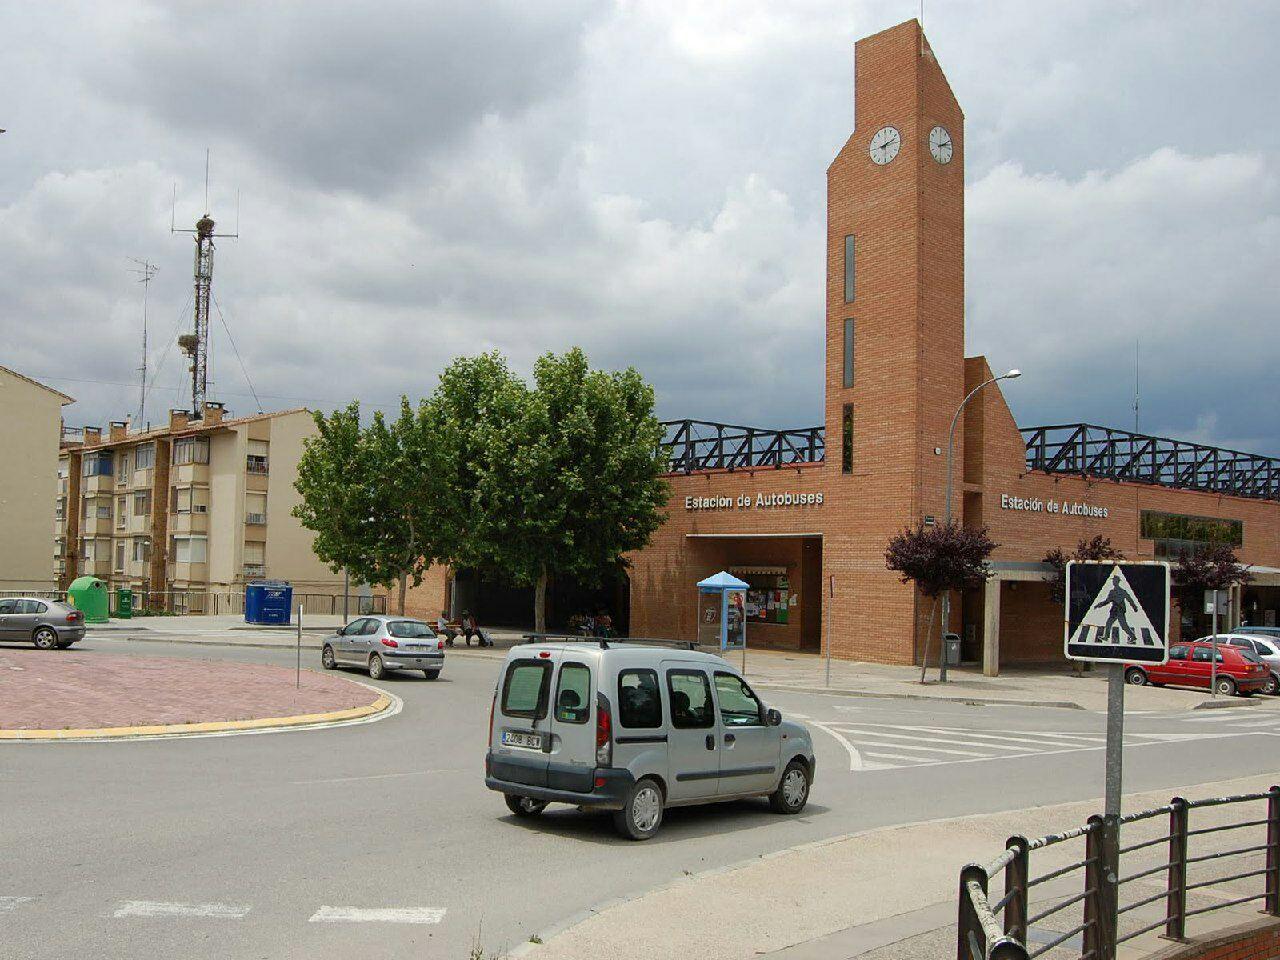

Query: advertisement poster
[[724, 589, 746, 649]]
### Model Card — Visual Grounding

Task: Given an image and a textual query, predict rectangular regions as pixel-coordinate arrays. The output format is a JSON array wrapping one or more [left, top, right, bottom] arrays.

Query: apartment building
[[57, 403, 344, 610], [2, 366, 73, 593]]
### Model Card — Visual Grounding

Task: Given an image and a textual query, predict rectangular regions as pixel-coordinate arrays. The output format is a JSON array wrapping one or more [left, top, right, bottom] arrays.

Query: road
[[2, 637, 1277, 959]]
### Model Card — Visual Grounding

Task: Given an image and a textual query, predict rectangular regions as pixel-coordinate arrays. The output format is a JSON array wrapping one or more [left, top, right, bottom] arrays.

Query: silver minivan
[[485, 640, 816, 840]]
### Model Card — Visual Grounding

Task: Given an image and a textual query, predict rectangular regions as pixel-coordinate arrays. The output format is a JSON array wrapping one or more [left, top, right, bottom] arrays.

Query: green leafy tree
[[293, 400, 438, 614], [1173, 544, 1253, 622], [885, 520, 997, 682], [435, 348, 669, 633], [1043, 535, 1126, 604]]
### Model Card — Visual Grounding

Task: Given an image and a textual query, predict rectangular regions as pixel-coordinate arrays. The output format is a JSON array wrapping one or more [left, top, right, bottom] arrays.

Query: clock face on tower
[[869, 125, 900, 165], [928, 125, 953, 164]]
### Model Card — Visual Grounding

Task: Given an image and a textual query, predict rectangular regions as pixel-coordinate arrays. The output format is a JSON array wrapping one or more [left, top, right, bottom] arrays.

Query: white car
[[1218, 634, 1280, 696]]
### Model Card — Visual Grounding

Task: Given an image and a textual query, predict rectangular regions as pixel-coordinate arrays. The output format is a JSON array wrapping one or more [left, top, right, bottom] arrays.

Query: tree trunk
[[398, 572, 407, 616], [534, 567, 548, 635], [919, 595, 939, 684]]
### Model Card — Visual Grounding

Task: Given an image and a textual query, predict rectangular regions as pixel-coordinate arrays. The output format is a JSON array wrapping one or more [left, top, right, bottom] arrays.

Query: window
[[388, 620, 436, 639], [117, 451, 129, 480], [554, 662, 591, 724], [172, 486, 208, 514], [245, 492, 267, 525], [16, 600, 46, 615], [714, 672, 763, 726], [841, 403, 854, 474], [171, 536, 207, 564], [1168, 645, 1189, 661], [843, 234, 855, 303], [0, 600, 14, 615], [96, 501, 111, 519], [243, 540, 266, 578], [115, 541, 126, 572], [246, 439, 269, 475], [55, 497, 65, 520], [1140, 510, 1243, 559], [501, 660, 551, 719], [134, 443, 155, 470], [82, 452, 113, 476], [134, 491, 151, 517], [1192, 647, 1224, 664], [666, 669, 714, 729], [360, 619, 380, 635], [133, 538, 151, 563], [843, 318, 855, 388], [173, 437, 209, 465], [116, 497, 127, 527], [341, 618, 369, 636], [618, 669, 663, 728]]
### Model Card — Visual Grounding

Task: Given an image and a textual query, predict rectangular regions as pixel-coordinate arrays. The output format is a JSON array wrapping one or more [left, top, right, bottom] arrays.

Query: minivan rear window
[[502, 661, 551, 719], [618, 669, 662, 728]]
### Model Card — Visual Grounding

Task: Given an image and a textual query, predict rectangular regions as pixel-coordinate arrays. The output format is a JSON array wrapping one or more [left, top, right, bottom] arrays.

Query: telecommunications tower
[[172, 150, 237, 421]]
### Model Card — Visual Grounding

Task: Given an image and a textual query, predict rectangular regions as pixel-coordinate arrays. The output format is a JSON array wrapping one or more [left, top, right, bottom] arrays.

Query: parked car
[[0, 597, 85, 649], [1222, 634, 1280, 695], [486, 639, 816, 840], [1124, 640, 1270, 697], [1237, 625, 1280, 641], [320, 615, 445, 680]]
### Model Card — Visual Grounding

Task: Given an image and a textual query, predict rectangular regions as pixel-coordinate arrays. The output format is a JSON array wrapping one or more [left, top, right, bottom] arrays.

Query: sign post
[[1204, 590, 1228, 697], [1065, 560, 1171, 960], [825, 575, 834, 688]]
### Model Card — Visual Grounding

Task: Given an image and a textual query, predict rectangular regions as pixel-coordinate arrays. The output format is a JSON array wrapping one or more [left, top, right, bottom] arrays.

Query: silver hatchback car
[[320, 615, 445, 680], [0, 597, 86, 649]]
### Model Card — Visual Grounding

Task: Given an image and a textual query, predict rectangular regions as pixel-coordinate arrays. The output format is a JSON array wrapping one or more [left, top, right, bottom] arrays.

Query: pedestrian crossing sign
[[1065, 561, 1170, 664]]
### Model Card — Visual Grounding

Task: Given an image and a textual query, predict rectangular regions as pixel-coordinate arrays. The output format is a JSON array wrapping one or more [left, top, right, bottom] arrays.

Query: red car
[[1125, 641, 1270, 697]]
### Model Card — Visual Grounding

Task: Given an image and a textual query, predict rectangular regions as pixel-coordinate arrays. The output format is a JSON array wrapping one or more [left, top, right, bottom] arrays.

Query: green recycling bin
[[66, 576, 110, 623], [116, 588, 133, 619]]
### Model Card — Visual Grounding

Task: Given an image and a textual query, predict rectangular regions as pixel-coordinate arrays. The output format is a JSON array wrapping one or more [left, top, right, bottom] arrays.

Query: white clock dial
[[929, 125, 953, 164], [868, 125, 901, 165]]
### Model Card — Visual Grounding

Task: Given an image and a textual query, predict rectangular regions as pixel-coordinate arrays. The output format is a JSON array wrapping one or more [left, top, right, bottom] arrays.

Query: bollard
[[958, 863, 988, 960], [1084, 814, 1117, 960]]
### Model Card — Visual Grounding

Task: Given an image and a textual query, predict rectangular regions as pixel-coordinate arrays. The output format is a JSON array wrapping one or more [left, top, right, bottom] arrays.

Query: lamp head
[[1004, 369, 1022, 379]]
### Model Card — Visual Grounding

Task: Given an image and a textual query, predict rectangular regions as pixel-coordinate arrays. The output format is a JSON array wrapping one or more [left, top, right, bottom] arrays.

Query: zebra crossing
[[794, 716, 1212, 772], [0, 897, 446, 926]]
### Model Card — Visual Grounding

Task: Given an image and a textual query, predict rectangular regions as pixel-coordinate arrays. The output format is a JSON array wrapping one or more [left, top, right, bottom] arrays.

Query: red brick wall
[[402, 563, 450, 621], [1147, 918, 1280, 960]]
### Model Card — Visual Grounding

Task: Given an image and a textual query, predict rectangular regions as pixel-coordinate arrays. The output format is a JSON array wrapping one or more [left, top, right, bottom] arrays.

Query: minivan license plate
[[503, 731, 542, 750]]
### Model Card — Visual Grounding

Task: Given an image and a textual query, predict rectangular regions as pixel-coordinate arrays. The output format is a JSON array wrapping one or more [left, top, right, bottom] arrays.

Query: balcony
[[81, 515, 114, 537], [170, 462, 209, 485], [168, 561, 208, 584], [130, 468, 154, 491], [245, 471, 269, 494], [169, 510, 209, 535], [128, 513, 151, 535], [83, 474, 114, 495], [243, 563, 267, 579], [82, 558, 113, 578], [244, 512, 267, 526]]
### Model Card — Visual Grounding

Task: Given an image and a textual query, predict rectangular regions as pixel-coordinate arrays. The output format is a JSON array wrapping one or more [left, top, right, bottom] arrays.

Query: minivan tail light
[[489, 690, 497, 739], [437, 639, 444, 650], [380, 637, 399, 648], [596, 693, 612, 768]]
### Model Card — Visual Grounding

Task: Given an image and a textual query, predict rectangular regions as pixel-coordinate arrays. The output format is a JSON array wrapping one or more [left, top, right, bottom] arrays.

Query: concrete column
[[983, 576, 1002, 677]]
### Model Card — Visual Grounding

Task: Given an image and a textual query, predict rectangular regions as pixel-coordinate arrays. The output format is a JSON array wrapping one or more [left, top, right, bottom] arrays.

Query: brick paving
[[0, 649, 379, 730]]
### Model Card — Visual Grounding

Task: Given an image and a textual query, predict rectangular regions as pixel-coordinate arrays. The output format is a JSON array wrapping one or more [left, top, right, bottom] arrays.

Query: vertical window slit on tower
[[843, 235, 855, 303], [841, 404, 854, 473], [843, 319, 855, 388]]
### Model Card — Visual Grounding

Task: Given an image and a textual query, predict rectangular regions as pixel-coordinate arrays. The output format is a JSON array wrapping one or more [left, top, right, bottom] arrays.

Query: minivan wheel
[[1266, 674, 1280, 696], [33, 628, 58, 650], [770, 760, 811, 815], [1215, 676, 1237, 697], [368, 654, 386, 681], [504, 794, 548, 818], [1125, 667, 1148, 686], [614, 778, 664, 841], [321, 645, 337, 670]]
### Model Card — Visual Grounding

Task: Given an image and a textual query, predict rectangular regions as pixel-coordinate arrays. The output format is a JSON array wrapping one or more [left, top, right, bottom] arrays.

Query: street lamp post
[[939, 368, 1021, 682]]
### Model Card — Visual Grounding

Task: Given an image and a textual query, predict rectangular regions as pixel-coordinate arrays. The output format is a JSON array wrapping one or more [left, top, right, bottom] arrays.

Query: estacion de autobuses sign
[[1000, 493, 1109, 519], [685, 492, 824, 511]]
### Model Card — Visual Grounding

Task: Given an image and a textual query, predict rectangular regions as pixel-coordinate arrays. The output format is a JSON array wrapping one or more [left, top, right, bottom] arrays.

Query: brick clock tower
[[824, 20, 966, 663]]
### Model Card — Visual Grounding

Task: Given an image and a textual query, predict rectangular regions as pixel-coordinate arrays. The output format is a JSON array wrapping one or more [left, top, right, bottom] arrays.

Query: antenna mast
[[127, 258, 159, 426], [172, 149, 237, 421], [1133, 339, 1140, 433]]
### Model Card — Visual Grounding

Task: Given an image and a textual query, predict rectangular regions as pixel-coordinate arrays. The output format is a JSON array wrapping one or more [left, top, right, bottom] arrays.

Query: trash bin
[[66, 576, 110, 623], [943, 632, 962, 667], [245, 580, 293, 625], [115, 588, 133, 619]]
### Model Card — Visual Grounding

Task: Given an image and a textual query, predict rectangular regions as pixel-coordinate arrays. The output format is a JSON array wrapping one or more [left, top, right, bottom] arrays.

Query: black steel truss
[[1022, 423, 1280, 502], [660, 419, 824, 473]]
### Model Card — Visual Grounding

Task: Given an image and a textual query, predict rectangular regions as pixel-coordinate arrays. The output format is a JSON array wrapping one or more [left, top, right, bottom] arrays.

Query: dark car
[[1125, 640, 1270, 697], [0, 598, 86, 649]]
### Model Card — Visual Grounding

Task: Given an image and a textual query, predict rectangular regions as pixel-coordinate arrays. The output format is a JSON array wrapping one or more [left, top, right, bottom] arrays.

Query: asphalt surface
[[3, 636, 1278, 960]]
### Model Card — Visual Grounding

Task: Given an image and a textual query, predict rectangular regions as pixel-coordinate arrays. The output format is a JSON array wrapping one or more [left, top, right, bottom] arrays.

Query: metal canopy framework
[[660, 420, 824, 474], [659, 417, 1280, 502], [1022, 423, 1280, 503]]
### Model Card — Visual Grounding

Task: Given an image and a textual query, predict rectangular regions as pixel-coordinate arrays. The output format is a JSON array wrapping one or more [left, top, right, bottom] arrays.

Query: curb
[[0, 692, 393, 742], [1193, 697, 1261, 711], [751, 682, 1086, 711]]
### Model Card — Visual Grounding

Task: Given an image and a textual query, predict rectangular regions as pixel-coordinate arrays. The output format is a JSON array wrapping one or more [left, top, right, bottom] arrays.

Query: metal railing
[[958, 788, 1280, 959], [1022, 424, 1280, 503], [659, 419, 825, 474], [0, 589, 387, 617]]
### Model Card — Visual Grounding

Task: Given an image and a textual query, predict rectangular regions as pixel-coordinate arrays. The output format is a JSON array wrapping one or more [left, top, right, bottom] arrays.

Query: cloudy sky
[[2, 1, 1277, 455]]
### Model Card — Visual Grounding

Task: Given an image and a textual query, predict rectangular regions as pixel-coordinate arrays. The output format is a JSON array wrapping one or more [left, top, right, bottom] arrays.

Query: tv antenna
[[126, 258, 159, 427], [171, 149, 239, 420]]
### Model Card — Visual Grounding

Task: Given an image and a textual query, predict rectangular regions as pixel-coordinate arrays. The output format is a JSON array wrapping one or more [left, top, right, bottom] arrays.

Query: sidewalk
[[518, 773, 1280, 960]]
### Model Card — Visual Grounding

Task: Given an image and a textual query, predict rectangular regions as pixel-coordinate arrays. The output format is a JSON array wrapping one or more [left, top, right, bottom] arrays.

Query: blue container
[[245, 581, 293, 625]]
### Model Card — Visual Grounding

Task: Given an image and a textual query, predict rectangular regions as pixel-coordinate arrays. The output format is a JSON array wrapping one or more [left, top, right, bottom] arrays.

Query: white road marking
[[881, 725, 1106, 748], [308, 906, 446, 924], [831, 726, 1030, 753], [826, 732, 991, 758], [0, 897, 33, 912], [804, 719, 866, 771], [290, 768, 460, 785], [113, 901, 251, 919]]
